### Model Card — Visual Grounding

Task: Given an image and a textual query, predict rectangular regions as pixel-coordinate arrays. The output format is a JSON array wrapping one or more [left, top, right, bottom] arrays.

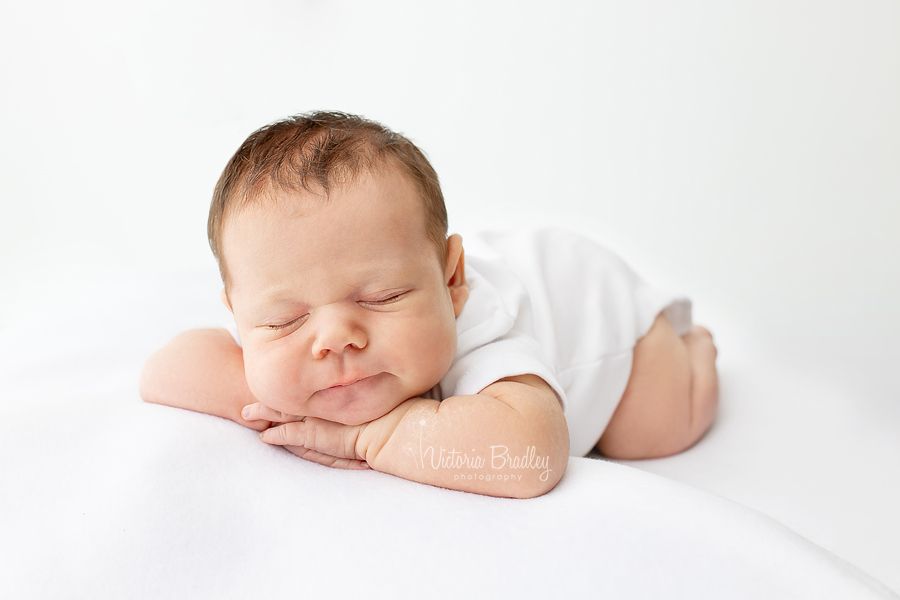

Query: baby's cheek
[[243, 362, 273, 405], [244, 354, 309, 415], [410, 318, 456, 383], [243, 354, 284, 405]]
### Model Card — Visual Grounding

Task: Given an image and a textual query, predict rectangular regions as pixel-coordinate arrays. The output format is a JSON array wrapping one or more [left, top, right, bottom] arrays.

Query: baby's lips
[[322, 372, 377, 391], [328, 376, 368, 389]]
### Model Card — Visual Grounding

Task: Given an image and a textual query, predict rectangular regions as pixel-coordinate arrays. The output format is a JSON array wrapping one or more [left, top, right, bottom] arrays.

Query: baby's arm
[[255, 374, 570, 498], [139, 329, 269, 431]]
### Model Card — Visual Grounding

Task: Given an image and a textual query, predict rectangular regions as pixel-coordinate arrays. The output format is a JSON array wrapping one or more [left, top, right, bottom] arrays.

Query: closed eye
[[265, 314, 309, 330], [360, 292, 408, 307]]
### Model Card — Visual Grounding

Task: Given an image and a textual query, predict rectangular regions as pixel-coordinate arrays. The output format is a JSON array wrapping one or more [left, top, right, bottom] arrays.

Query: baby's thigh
[[595, 313, 693, 460]]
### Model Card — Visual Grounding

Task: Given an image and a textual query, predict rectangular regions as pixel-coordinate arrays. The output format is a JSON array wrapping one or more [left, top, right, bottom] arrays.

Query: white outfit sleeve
[[440, 329, 566, 404], [435, 253, 568, 406]]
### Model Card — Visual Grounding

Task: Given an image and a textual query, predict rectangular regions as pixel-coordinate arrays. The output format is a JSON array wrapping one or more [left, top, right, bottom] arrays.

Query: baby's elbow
[[510, 455, 568, 499], [138, 329, 215, 405], [140, 340, 183, 405], [139, 351, 164, 404], [512, 429, 569, 499]]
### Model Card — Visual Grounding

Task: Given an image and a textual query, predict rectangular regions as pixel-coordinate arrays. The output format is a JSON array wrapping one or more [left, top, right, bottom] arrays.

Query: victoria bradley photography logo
[[414, 423, 553, 482]]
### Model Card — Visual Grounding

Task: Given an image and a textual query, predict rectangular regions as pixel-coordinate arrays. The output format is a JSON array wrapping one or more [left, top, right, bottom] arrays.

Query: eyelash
[[267, 316, 305, 330], [265, 293, 407, 330], [363, 292, 406, 306]]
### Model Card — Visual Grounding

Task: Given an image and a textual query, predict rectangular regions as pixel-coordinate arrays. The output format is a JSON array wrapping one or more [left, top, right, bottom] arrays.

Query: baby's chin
[[259, 372, 441, 425], [308, 375, 440, 425], [264, 395, 399, 426], [319, 400, 404, 426]]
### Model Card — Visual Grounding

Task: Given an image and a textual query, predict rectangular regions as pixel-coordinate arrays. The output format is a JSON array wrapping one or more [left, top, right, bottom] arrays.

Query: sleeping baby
[[140, 111, 719, 499]]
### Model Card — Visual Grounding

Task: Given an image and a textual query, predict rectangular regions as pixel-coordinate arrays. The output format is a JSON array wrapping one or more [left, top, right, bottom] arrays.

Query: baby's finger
[[259, 419, 361, 460], [242, 402, 305, 423], [284, 445, 370, 470]]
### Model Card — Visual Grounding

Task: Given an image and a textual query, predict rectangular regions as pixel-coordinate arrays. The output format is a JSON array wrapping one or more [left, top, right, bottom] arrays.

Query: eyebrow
[[246, 264, 414, 313], [246, 284, 310, 315]]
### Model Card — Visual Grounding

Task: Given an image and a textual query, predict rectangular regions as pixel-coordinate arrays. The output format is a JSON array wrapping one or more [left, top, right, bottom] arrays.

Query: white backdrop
[[2, 0, 899, 592]]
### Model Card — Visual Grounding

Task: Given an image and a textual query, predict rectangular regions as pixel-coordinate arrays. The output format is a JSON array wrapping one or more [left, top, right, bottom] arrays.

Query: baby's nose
[[310, 309, 367, 359]]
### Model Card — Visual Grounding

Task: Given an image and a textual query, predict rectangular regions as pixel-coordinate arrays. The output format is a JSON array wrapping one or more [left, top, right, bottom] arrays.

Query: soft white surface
[[2, 0, 899, 596], [0, 269, 896, 599]]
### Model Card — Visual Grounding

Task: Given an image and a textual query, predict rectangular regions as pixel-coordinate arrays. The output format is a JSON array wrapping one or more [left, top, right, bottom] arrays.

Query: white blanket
[[0, 268, 895, 599]]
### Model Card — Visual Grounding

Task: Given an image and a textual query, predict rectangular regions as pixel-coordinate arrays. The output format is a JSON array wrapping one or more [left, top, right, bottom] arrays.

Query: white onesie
[[227, 228, 692, 457], [430, 228, 692, 457]]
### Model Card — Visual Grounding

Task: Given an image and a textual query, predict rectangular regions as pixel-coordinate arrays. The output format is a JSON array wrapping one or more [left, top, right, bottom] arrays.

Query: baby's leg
[[595, 314, 719, 460]]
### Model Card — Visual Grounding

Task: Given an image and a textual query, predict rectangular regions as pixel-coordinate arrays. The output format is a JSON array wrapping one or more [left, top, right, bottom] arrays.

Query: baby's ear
[[220, 289, 233, 314], [444, 234, 469, 317]]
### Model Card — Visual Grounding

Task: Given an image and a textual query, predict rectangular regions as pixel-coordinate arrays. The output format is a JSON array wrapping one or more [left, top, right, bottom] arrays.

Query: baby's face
[[221, 168, 466, 425]]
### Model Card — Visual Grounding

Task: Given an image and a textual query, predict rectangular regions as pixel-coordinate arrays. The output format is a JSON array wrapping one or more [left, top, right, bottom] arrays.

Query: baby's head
[[208, 112, 469, 425]]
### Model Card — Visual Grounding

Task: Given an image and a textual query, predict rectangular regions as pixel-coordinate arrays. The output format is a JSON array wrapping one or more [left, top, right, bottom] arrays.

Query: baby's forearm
[[360, 382, 569, 498], [140, 329, 265, 430]]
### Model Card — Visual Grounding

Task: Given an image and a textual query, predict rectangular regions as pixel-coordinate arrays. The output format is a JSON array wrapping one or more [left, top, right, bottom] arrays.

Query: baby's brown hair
[[208, 111, 448, 288]]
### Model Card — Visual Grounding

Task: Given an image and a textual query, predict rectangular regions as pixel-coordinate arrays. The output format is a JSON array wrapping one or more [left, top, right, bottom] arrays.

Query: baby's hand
[[241, 403, 304, 427], [242, 402, 371, 471]]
